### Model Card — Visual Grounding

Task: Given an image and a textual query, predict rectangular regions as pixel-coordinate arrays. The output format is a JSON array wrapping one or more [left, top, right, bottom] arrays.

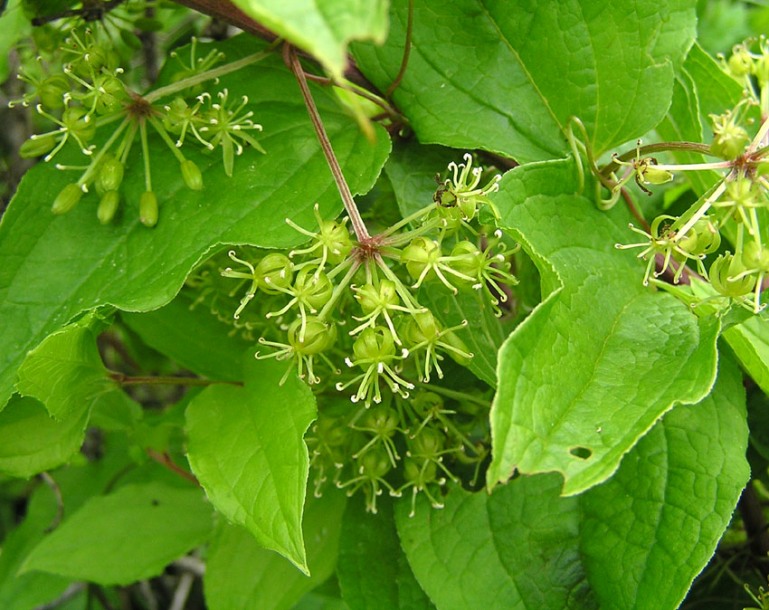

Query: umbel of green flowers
[[188, 154, 514, 513], [592, 37, 769, 315], [12, 27, 267, 226]]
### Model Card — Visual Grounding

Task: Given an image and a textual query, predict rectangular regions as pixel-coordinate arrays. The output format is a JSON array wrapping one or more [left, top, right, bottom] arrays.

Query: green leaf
[[683, 42, 745, 118], [0, 484, 72, 610], [487, 159, 720, 495], [0, 35, 391, 410], [723, 316, 769, 394], [16, 315, 112, 420], [0, 395, 89, 478], [419, 288, 503, 388], [354, 0, 696, 162], [22, 480, 213, 585], [579, 352, 749, 609], [0, 0, 30, 82], [205, 489, 346, 610], [397, 355, 748, 609], [185, 357, 317, 574], [396, 478, 595, 610], [121, 293, 251, 383], [338, 497, 434, 610], [229, 0, 388, 80]]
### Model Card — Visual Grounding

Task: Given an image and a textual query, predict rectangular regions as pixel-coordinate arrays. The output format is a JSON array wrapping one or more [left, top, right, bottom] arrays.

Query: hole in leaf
[[569, 446, 592, 460]]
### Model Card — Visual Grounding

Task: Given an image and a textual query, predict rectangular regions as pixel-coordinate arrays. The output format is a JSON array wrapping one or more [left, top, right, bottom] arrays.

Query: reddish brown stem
[[147, 449, 200, 486], [285, 44, 371, 241]]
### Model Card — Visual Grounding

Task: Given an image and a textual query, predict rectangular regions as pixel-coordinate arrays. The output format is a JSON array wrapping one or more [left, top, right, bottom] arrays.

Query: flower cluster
[[606, 40, 769, 314], [11, 24, 267, 226], [187, 154, 517, 513]]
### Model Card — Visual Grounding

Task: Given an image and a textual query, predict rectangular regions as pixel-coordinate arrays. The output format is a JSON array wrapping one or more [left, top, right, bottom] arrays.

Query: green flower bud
[[710, 252, 755, 297], [401, 237, 440, 281], [728, 44, 753, 77], [287, 316, 336, 355], [743, 240, 769, 271], [358, 447, 391, 479], [710, 119, 750, 160], [319, 219, 354, 264], [52, 183, 84, 215], [38, 74, 70, 110], [61, 106, 96, 144], [256, 253, 293, 293], [409, 427, 446, 457], [353, 327, 395, 363], [96, 154, 124, 193], [362, 404, 400, 438], [180, 159, 204, 191], [404, 456, 437, 484], [97, 190, 120, 224], [356, 280, 399, 315], [19, 134, 57, 158], [93, 73, 126, 115], [677, 218, 721, 257], [139, 191, 159, 227], [293, 267, 333, 310], [448, 240, 483, 281]]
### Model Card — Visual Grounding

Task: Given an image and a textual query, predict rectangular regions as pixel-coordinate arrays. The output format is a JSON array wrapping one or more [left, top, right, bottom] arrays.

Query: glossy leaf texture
[[185, 357, 317, 574], [397, 353, 748, 609], [230, 0, 388, 80], [0, 34, 391, 410], [353, 0, 697, 162], [486, 159, 720, 495], [21, 480, 213, 585], [205, 490, 346, 610]]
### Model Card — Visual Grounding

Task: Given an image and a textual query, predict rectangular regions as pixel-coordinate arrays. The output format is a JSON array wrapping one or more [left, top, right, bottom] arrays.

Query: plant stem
[[108, 372, 240, 387], [601, 141, 714, 176], [386, 0, 414, 98], [286, 45, 371, 241], [144, 48, 275, 103]]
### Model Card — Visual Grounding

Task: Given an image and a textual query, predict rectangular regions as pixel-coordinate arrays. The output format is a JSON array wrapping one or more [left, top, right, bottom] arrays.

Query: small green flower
[[436, 153, 501, 221], [257, 316, 337, 384], [336, 327, 414, 406]]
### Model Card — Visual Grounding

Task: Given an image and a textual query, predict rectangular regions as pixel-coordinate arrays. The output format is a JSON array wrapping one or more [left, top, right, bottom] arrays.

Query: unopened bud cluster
[[11, 22, 266, 226], [187, 155, 517, 513]]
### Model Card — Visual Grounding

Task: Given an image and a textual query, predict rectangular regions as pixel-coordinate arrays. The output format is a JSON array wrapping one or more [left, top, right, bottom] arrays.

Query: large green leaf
[[397, 354, 748, 609], [121, 293, 251, 383], [204, 490, 346, 610], [353, 0, 697, 162], [486, 159, 720, 495], [396, 477, 594, 610], [230, 0, 388, 80], [337, 497, 434, 610], [0, 35, 391, 410], [0, 395, 89, 478], [21, 480, 213, 585], [185, 357, 317, 573], [579, 353, 749, 609], [16, 315, 112, 420]]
